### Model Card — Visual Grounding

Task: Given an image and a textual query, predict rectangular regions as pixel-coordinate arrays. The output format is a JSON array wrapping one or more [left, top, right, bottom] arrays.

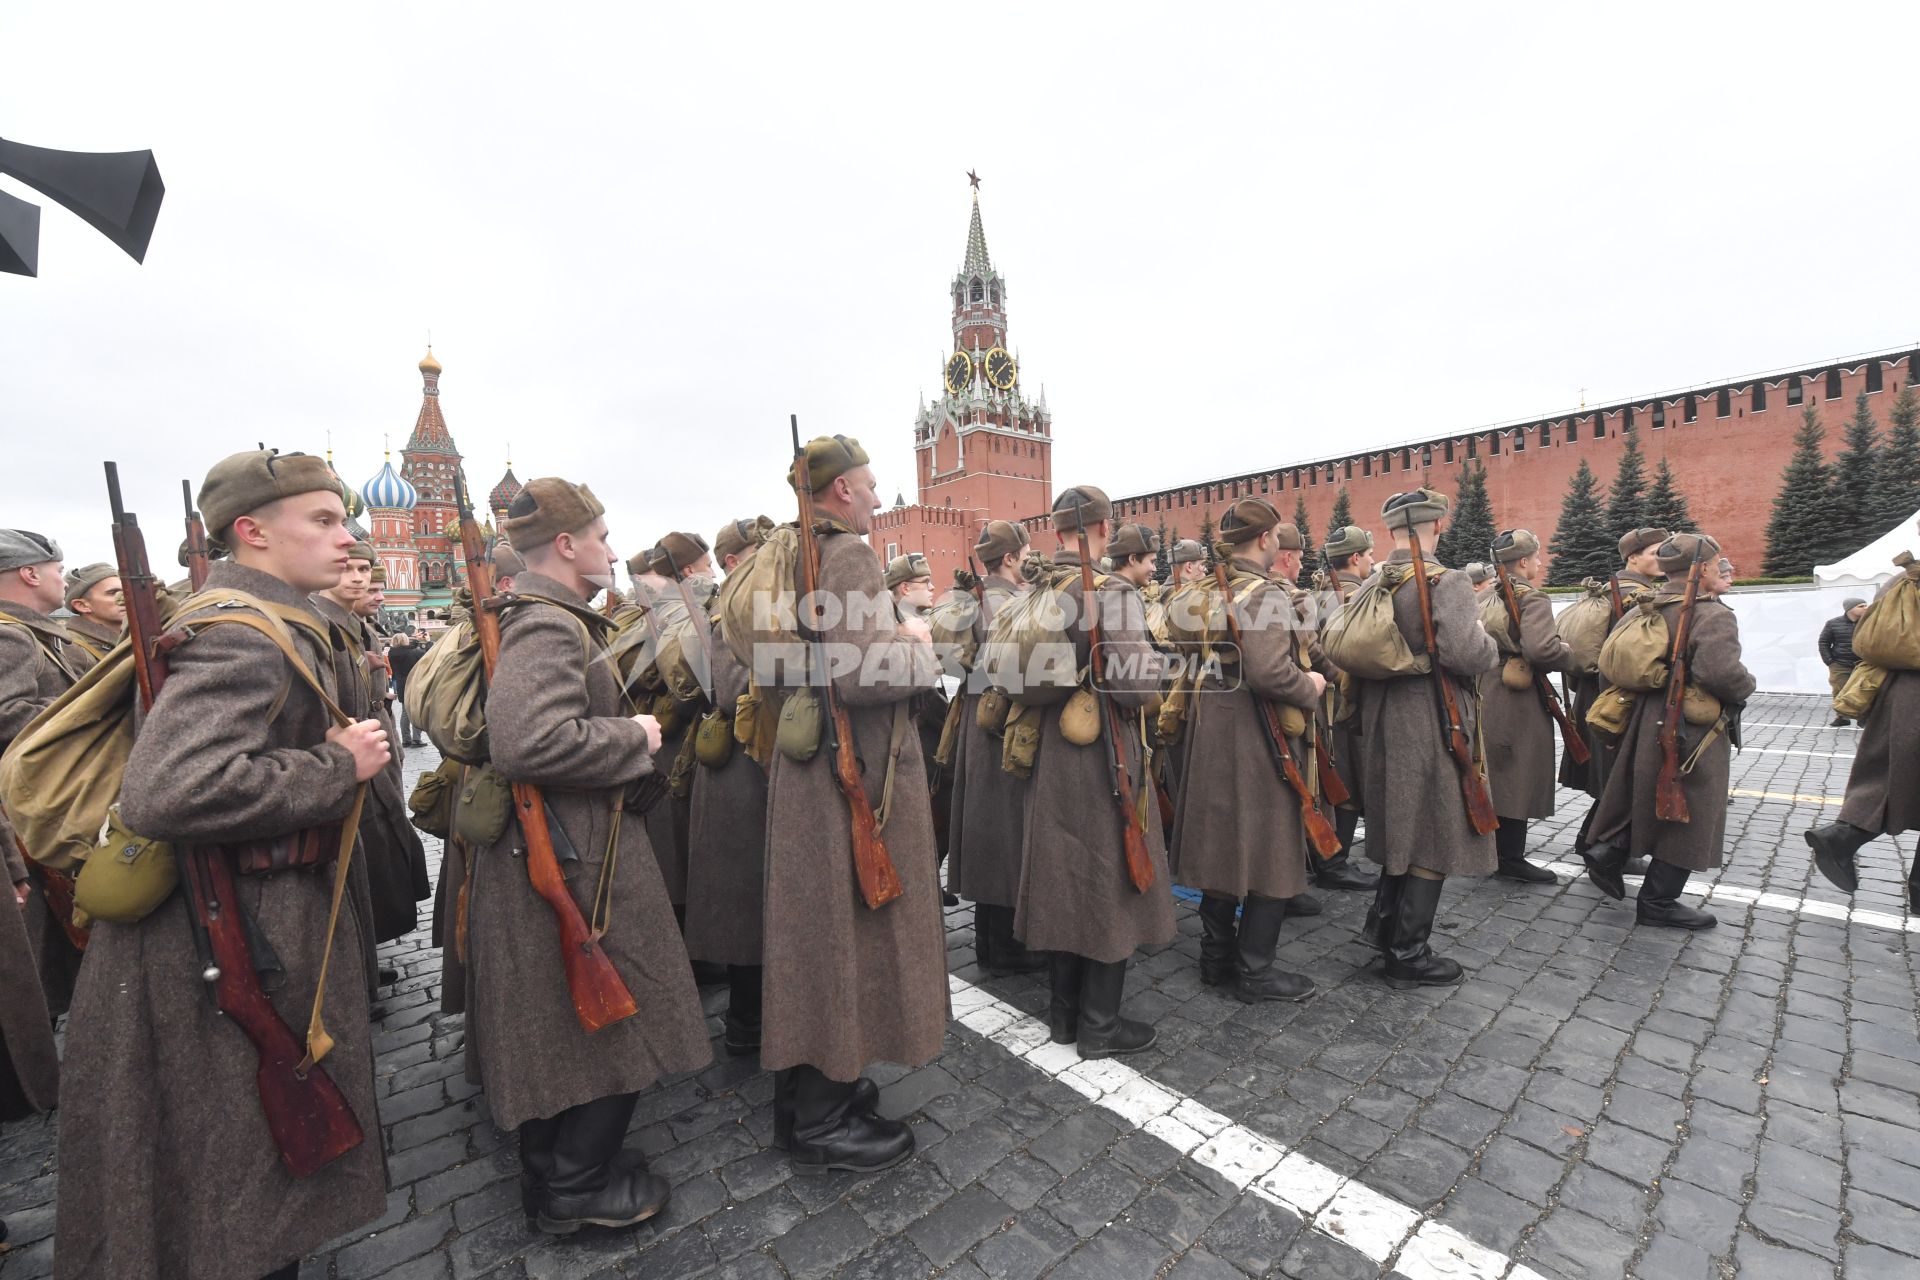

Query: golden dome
[[419, 347, 442, 375]]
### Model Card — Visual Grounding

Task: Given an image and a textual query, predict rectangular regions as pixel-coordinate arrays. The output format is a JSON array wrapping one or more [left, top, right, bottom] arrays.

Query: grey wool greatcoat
[[61, 614, 120, 678], [684, 620, 768, 966], [1013, 553, 1176, 963], [468, 571, 711, 1129], [1839, 572, 1920, 836], [0, 599, 85, 1017], [1560, 570, 1657, 799], [1328, 571, 1366, 813], [1169, 557, 1321, 902], [946, 577, 1030, 908], [55, 562, 386, 1280], [760, 525, 950, 1083], [0, 841, 60, 1120], [1479, 582, 1574, 820], [1352, 549, 1502, 878], [1589, 591, 1756, 870]]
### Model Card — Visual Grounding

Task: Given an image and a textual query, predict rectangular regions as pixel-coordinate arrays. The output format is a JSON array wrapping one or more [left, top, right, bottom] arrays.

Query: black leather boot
[[1635, 860, 1716, 929], [1197, 894, 1239, 987], [1907, 856, 1918, 914], [518, 1113, 561, 1216], [1581, 831, 1633, 901], [981, 904, 1046, 976], [533, 1093, 670, 1235], [1285, 891, 1323, 918], [1312, 811, 1379, 890], [1494, 818, 1559, 884], [1362, 872, 1405, 952], [1232, 895, 1315, 1003], [724, 965, 763, 1056], [1047, 953, 1084, 1044], [782, 1066, 914, 1176], [259, 1263, 298, 1280], [1805, 821, 1873, 894], [1076, 958, 1156, 1059], [1383, 875, 1463, 988], [771, 1071, 878, 1149]]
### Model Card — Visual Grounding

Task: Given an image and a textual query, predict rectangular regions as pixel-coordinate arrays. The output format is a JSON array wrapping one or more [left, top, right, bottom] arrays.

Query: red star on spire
[[967, 169, 981, 192]]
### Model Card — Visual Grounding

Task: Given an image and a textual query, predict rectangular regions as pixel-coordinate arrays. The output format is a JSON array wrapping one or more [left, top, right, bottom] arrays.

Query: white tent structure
[[1815, 510, 1920, 588]]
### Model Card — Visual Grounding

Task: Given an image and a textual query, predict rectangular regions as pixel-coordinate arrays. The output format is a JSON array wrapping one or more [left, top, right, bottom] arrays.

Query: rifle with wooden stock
[[182, 479, 210, 591], [452, 472, 639, 1032], [1067, 497, 1155, 893], [1212, 558, 1343, 858], [1654, 540, 1709, 823], [1491, 557, 1589, 767], [1406, 525, 1500, 835], [790, 416, 904, 910], [106, 462, 365, 1179]]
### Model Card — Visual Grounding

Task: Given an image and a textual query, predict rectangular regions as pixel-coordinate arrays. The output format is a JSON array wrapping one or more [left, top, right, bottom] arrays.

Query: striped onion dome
[[361, 455, 419, 510]]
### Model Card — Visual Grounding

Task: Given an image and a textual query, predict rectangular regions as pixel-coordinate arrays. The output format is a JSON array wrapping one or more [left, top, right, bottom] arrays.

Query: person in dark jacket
[[387, 632, 427, 745], [1818, 599, 1868, 726]]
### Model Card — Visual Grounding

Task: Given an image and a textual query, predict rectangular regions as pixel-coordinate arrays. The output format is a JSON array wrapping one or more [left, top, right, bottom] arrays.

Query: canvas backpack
[[405, 594, 598, 766], [979, 553, 1106, 707], [1850, 552, 1920, 672], [716, 523, 809, 672], [1155, 573, 1266, 657], [1597, 595, 1672, 693], [1321, 563, 1444, 680], [1556, 580, 1618, 675]]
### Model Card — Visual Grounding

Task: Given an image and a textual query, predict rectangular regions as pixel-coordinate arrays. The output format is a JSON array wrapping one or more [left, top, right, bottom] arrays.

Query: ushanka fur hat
[[199, 449, 345, 547], [974, 519, 1030, 564], [714, 516, 773, 563], [883, 552, 932, 589], [502, 478, 606, 551], [61, 562, 116, 604], [1381, 488, 1450, 531], [793, 435, 871, 494], [1106, 523, 1161, 559], [1050, 485, 1112, 532], [1655, 532, 1721, 574], [1490, 529, 1541, 564]]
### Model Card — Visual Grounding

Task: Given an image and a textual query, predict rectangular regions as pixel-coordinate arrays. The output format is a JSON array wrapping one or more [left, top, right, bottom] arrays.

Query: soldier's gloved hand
[[329, 719, 392, 781], [954, 568, 979, 591], [632, 713, 664, 754]]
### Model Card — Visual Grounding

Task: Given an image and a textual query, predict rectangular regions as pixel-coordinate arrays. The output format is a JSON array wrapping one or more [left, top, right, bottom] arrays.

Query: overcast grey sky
[[6, 2, 1918, 571]]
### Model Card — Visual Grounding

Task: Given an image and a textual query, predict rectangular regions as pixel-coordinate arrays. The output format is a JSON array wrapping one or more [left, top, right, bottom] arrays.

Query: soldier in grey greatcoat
[[1169, 503, 1323, 1004], [61, 560, 124, 675], [686, 517, 775, 1055], [1584, 534, 1756, 928], [1478, 529, 1572, 885], [57, 451, 393, 1280], [1351, 490, 1500, 987], [944, 520, 1042, 974], [0, 528, 86, 1017], [1014, 488, 1175, 1058], [758, 437, 949, 1174], [1807, 524, 1920, 910], [473, 478, 712, 1233], [1313, 525, 1380, 894]]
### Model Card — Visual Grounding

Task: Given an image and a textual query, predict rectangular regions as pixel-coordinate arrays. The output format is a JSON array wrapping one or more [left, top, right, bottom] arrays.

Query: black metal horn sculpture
[[0, 136, 165, 277]]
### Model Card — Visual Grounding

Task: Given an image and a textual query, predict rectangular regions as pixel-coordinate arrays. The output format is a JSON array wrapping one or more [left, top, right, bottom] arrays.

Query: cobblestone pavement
[[2, 692, 1915, 1279]]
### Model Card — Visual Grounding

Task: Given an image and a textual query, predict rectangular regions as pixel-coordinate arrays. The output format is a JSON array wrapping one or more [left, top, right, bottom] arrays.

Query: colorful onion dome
[[361, 455, 419, 510]]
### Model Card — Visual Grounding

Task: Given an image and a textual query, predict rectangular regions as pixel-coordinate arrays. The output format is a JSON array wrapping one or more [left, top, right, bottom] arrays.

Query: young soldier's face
[[335, 559, 372, 601], [1177, 561, 1206, 584], [77, 578, 126, 626], [680, 554, 715, 581], [1350, 549, 1375, 577], [357, 585, 386, 618], [896, 578, 934, 609], [567, 518, 618, 587], [248, 491, 355, 593]]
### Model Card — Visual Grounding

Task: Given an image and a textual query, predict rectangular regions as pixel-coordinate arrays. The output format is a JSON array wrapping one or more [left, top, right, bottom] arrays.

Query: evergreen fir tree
[[1154, 517, 1172, 584], [1292, 495, 1317, 588], [1546, 459, 1614, 585], [1326, 487, 1353, 544], [1604, 430, 1649, 544], [1873, 386, 1920, 531], [1641, 457, 1696, 534], [1831, 391, 1884, 552], [1197, 511, 1216, 569], [1761, 407, 1840, 577], [1436, 464, 1497, 567]]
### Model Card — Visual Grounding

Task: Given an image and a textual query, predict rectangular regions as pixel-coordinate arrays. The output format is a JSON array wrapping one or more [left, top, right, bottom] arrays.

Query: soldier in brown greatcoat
[[1565, 528, 1666, 878], [1807, 522, 1920, 910], [1351, 490, 1501, 987], [471, 479, 712, 1233], [686, 517, 776, 1055], [1584, 534, 1755, 929], [1478, 529, 1572, 885], [1169, 502, 1323, 1003], [0, 528, 86, 1017], [1014, 488, 1175, 1058], [944, 520, 1043, 974], [758, 437, 948, 1174], [885, 553, 956, 889], [57, 451, 392, 1280], [1312, 526, 1380, 894], [61, 560, 124, 675]]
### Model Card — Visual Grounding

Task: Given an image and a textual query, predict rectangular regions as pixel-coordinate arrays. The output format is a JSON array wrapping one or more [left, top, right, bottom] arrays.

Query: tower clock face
[[986, 347, 1017, 390], [944, 350, 973, 395]]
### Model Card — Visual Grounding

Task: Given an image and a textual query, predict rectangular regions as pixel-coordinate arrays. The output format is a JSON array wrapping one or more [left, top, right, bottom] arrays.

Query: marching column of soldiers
[[0, 432, 1907, 1279]]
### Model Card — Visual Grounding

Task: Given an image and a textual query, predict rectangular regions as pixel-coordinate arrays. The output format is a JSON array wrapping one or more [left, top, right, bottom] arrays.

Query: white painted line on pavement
[[947, 974, 1548, 1280], [1543, 860, 1918, 935], [1742, 748, 1856, 759]]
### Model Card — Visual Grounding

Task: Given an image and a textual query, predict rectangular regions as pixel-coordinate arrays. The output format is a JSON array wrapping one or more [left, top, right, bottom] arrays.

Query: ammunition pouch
[[452, 763, 514, 846], [1155, 681, 1190, 747], [668, 722, 699, 799], [233, 823, 341, 876], [650, 691, 682, 737], [1585, 684, 1635, 738], [933, 693, 966, 768], [1000, 702, 1042, 778], [735, 686, 777, 768]]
